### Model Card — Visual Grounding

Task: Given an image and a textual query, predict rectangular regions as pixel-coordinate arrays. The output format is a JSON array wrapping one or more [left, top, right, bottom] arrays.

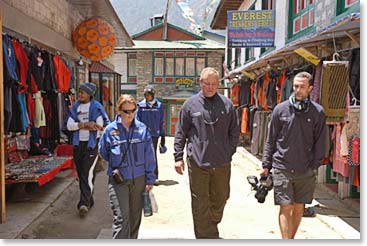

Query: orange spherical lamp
[[72, 17, 116, 61]]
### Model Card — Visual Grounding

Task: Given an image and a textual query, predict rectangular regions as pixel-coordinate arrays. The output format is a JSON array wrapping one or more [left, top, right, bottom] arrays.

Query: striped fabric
[[320, 62, 349, 117]]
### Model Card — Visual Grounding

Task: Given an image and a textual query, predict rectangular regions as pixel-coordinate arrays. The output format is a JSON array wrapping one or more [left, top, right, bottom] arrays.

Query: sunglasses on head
[[121, 108, 136, 114]]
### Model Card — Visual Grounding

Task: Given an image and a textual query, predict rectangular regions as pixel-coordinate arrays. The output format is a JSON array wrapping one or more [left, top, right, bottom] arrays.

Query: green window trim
[[288, 0, 316, 40], [336, 0, 359, 16], [260, 47, 276, 57], [151, 51, 208, 84]]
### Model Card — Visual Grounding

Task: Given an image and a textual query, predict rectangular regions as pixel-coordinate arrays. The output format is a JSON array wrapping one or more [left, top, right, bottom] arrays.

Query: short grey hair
[[200, 67, 219, 80], [294, 71, 313, 85]]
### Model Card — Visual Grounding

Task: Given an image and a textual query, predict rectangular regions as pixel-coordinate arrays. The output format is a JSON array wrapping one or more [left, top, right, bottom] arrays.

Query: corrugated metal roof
[[116, 39, 224, 50], [211, 0, 244, 29]]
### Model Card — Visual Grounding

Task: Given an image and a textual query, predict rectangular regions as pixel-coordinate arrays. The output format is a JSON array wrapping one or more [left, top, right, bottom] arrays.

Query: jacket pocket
[[110, 144, 128, 168], [133, 142, 145, 166]]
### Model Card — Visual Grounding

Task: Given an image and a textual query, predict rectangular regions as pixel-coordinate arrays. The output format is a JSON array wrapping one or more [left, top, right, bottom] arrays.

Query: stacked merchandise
[[2, 32, 77, 186], [5, 156, 74, 186]]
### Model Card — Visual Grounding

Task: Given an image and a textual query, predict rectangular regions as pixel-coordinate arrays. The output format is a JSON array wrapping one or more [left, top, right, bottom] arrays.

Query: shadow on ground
[[156, 180, 179, 186]]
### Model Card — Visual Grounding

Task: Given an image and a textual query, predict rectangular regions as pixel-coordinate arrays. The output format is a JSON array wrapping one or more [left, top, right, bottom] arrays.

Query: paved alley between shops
[[1, 137, 360, 239]]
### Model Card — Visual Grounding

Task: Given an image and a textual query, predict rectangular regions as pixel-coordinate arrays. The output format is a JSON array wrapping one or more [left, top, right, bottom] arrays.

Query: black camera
[[112, 169, 124, 184], [246, 175, 273, 203]]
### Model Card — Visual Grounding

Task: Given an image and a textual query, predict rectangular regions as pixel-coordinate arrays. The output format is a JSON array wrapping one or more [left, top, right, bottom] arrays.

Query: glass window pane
[[90, 73, 100, 102], [155, 58, 164, 76], [128, 59, 136, 76], [166, 58, 174, 75], [175, 58, 184, 76], [186, 58, 195, 76], [196, 58, 205, 76]]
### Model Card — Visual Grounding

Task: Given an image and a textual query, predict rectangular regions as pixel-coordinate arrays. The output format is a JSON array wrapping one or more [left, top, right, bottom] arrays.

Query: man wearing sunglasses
[[99, 94, 156, 239], [67, 82, 110, 217], [174, 67, 240, 239], [137, 85, 166, 185]]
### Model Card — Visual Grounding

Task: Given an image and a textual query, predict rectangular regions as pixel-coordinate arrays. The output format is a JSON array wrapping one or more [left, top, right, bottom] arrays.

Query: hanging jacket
[[68, 99, 110, 149], [99, 116, 157, 185], [12, 39, 29, 93], [2, 34, 19, 82], [53, 54, 71, 93], [136, 99, 165, 138]]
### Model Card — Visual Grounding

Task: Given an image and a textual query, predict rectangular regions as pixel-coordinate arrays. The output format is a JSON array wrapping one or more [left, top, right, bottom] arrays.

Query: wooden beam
[[0, 10, 6, 224], [319, 27, 359, 36], [344, 31, 360, 47]]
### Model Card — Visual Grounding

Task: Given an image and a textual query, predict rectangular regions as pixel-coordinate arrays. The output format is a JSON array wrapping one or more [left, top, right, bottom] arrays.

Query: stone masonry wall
[[135, 50, 225, 101], [3, 0, 83, 41]]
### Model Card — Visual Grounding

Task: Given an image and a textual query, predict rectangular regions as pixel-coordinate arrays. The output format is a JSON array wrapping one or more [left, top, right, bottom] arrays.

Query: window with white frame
[[155, 58, 164, 76], [128, 58, 136, 76], [185, 58, 195, 76], [196, 58, 205, 76], [289, 0, 315, 38], [175, 58, 185, 76], [165, 58, 174, 76]]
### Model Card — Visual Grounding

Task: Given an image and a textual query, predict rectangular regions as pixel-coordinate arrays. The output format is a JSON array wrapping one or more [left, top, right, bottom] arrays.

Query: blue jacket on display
[[3, 34, 19, 81], [68, 99, 110, 149], [99, 116, 157, 185], [137, 99, 165, 138]]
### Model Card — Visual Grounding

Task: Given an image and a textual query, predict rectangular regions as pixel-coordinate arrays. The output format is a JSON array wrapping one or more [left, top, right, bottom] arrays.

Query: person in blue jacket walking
[[67, 82, 110, 217], [137, 85, 165, 185], [99, 94, 156, 239]]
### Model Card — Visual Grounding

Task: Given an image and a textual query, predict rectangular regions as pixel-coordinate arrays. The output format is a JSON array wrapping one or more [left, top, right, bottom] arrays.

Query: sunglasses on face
[[121, 108, 136, 114]]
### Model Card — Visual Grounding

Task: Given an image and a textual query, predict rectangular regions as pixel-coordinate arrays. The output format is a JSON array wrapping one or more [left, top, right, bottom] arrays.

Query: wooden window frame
[[152, 51, 208, 84], [288, 0, 316, 40]]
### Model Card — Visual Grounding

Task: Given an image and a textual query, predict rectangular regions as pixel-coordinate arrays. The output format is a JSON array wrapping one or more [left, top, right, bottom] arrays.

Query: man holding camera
[[261, 71, 326, 239], [174, 67, 240, 239]]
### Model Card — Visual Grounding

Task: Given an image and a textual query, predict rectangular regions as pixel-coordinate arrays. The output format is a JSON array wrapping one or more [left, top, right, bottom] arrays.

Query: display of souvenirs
[[5, 156, 73, 185]]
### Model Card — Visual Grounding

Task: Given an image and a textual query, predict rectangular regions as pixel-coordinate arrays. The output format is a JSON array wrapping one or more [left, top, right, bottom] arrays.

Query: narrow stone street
[[4, 137, 360, 239]]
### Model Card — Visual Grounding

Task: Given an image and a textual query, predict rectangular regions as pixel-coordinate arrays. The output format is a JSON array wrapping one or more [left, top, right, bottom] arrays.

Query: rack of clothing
[[2, 31, 78, 186]]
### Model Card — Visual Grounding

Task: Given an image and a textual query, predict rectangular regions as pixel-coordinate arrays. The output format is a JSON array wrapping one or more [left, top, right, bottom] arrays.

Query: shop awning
[[90, 62, 121, 75], [230, 12, 360, 75]]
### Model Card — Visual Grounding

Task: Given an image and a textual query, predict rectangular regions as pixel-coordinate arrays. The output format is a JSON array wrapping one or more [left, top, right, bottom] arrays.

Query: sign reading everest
[[227, 10, 275, 48]]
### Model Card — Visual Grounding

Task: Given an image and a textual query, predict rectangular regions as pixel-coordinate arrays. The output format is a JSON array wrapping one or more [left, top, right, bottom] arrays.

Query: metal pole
[[0, 9, 6, 224], [163, 0, 171, 40]]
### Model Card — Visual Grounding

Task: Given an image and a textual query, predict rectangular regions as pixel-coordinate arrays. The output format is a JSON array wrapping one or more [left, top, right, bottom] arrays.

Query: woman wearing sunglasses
[[99, 94, 157, 239]]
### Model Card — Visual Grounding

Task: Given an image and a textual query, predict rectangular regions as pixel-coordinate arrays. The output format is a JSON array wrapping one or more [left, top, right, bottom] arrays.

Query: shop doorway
[[167, 102, 182, 136]]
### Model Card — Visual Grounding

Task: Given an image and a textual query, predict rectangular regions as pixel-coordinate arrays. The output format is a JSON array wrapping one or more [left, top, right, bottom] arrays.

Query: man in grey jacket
[[261, 71, 326, 239], [174, 67, 240, 239]]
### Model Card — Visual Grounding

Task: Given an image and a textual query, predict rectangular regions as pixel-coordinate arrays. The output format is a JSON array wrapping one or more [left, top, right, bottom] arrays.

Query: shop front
[[225, 12, 360, 200], [89, 62, 122, 120], [0, 0, 133, 223]]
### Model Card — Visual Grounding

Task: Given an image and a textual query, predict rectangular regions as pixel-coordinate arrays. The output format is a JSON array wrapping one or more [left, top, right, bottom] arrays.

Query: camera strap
[[117, 127, 134, 169]]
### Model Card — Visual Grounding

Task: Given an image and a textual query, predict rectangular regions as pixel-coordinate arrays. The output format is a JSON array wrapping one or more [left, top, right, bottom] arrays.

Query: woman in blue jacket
[[99, 94, 156, 239]]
